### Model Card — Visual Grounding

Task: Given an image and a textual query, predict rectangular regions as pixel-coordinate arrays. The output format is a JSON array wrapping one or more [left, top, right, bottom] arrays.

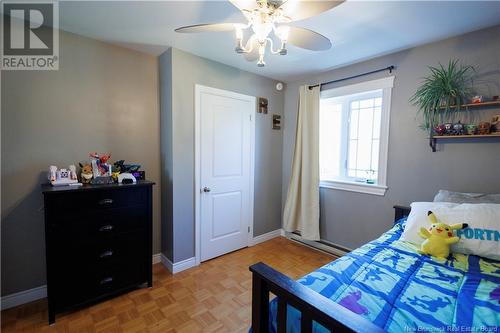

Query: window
[[319, 77, 394, 195]]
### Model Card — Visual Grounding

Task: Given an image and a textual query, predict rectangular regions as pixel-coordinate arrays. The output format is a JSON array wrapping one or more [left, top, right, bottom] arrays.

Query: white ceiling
[[56, 1, 500, 81]]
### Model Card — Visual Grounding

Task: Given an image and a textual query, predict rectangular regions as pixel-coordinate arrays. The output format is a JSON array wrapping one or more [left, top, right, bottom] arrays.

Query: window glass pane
[[319, 99, 342, 180], [373, 107, 381, 139], [320, 86, 386, 185], [347, 169, 356, 178], [357, 106, 373, 142], [347, 140, 357, 175], [346, 94, 382, 180], [371, 139, 380, 175], [360, 98, 374, 108], [349, 109, 359, 139], [356, 137, 371, 173]]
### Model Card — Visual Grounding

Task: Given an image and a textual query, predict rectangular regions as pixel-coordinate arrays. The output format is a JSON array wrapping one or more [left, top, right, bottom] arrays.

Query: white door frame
[[194, 84, 256, 266]]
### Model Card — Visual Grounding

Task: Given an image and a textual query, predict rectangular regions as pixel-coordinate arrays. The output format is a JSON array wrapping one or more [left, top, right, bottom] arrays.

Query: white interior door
[[197, 85, 255, 262]]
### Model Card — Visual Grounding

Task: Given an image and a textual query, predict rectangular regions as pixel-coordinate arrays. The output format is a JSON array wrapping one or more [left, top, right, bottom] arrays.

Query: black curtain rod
[[308, 65, 395, 90]]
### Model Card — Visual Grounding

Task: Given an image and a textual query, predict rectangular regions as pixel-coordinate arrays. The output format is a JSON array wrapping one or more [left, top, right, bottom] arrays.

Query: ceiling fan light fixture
[[257, 56, 266, 67], [175, 0, 339, 67], [275, 25, 290, 42]]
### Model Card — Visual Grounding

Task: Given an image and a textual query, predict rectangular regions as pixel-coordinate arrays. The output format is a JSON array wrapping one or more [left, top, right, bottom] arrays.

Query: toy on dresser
[[89, 152, 114, 185], [48, 165, 78, 186], [79, 163, 93, 184]]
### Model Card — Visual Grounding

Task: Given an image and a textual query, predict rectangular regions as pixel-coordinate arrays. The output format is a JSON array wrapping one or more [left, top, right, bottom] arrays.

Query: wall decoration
[[272, 114, 281, 130], [258, 97, 268, 114]]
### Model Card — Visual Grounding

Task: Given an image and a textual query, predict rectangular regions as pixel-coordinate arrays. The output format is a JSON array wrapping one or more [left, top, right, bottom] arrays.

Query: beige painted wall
[[1, 31, 160, 295]]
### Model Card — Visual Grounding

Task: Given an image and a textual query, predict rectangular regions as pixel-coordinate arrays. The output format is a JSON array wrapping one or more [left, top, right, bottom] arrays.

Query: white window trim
[[319, 76, 394, 196]]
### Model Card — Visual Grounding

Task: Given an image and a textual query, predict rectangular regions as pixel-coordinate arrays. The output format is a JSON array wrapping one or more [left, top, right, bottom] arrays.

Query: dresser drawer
[[50, 205, 147, 240], [54, 232, 147, 269], [48, 187, 147, 213], [92, 262, 147, 296], [54, 260, 147, 310]]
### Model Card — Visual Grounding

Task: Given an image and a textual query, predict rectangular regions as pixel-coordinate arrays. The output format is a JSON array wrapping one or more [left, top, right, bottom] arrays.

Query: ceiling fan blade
[[278, 0, 344, 22], [229, 0, 259, 11], [175, 23, 239, 33], [286, 26, 331, 51], [243, 37, 259, 62]]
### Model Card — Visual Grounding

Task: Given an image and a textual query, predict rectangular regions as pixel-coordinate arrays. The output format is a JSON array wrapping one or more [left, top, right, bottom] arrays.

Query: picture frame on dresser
[[41, 180, 155, 324]]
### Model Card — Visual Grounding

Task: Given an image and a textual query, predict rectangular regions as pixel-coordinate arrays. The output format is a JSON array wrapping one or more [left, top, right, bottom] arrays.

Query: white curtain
[[283, 85, 321, 240]]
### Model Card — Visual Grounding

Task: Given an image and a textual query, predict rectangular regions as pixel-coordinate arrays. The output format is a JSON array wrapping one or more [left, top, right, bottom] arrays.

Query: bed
[[249, 206, 500, 333]]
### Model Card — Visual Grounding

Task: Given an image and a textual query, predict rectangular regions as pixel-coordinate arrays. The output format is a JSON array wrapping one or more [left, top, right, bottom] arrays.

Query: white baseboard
[[251, 228, 283, 246], [160, 254, 197, 274], [1, 285, 47, 311], [1, 253, 163, 311]]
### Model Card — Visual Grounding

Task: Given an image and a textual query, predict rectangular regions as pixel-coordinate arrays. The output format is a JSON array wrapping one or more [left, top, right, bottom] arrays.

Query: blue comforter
[[269, 220, 500, 332]]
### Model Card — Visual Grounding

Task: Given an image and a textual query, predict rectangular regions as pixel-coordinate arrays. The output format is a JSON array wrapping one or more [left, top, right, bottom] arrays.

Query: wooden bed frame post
[[251, 271, 269, 333]]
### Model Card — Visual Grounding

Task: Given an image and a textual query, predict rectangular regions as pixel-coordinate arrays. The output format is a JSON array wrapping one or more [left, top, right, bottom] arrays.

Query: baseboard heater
[[285, 231, 352, 257]]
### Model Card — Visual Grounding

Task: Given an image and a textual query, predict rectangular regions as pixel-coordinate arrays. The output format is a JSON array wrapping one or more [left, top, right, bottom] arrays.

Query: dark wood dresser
[[41, 181, 154, 324]]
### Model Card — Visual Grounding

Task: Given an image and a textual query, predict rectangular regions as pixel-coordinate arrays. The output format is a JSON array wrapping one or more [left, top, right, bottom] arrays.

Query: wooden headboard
[[393, 205, 411, 223]]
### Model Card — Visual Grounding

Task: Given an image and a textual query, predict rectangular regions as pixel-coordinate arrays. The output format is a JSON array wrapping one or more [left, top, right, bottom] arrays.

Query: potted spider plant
[[410, 59, 475, 132]]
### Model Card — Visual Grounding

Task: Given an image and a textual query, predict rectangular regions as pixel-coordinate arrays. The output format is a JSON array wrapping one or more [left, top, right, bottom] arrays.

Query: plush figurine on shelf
[[79, 163, 93, 184], [418, 211, 468, 259]]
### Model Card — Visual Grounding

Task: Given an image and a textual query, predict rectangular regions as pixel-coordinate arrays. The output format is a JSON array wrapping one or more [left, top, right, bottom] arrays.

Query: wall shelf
[[429, 133, 500, 151], [439, 100, 500, 110], [429, 99, 500, 151]]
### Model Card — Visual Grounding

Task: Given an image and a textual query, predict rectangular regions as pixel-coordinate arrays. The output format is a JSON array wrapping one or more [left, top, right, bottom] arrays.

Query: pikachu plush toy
[[418, 211, 468, 259]]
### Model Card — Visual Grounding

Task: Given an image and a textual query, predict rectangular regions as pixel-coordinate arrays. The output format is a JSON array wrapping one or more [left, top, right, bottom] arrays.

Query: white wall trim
[[1, 285, 47, 311], [160, 254, 197, 274], [194, 84, 256, 265], [1, 253, 163, 310], [320, 180, 387, 196], [321, 76, 395, 98], [250, 229, 283, 246]]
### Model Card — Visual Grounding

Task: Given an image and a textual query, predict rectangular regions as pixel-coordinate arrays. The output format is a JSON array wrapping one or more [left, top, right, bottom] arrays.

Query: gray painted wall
[[160, 48, 285, 263], [1, 31, 160, 296], [282, 25, 500, 249], [159, 48, 174, 261]]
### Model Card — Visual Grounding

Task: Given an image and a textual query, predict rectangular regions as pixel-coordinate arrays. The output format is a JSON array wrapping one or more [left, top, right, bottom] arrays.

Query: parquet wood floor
[[1, 237, 336, 333]]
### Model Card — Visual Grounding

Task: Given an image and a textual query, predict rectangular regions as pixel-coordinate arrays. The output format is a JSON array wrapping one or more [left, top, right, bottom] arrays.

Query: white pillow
[[433, 190, 500, 204], [401, 202, 500, 261]]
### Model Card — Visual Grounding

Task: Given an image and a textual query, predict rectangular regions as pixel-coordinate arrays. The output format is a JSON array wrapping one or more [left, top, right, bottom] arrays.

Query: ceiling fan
[[175, 0, 343, 67]]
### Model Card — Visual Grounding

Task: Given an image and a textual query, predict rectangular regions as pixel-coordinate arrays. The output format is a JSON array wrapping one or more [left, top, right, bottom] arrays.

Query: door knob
[[203, 187, 211, 193]]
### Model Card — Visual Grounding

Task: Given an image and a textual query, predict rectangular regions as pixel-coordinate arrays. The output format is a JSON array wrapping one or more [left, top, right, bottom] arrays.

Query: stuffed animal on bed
[[418, 211, 468, 259]]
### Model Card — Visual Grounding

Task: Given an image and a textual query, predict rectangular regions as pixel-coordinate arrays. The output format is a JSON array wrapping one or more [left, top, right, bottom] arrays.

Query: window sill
[[320, 180, 387, 196]]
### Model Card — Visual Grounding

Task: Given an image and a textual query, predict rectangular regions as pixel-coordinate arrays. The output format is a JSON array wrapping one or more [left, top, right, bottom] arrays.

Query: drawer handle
[[99, 250, 113, 258], [98, 198, 113, 205], [99, 225, 114, 232], [99, 277, 113, 285]]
